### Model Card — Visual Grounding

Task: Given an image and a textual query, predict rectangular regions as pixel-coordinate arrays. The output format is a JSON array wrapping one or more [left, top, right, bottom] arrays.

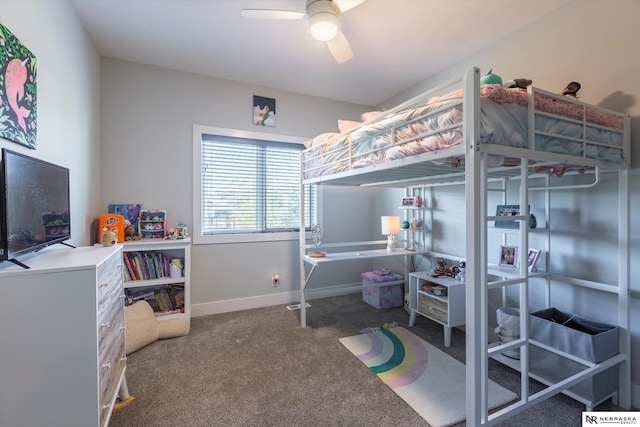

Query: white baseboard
[[190, 282, 361, 318]]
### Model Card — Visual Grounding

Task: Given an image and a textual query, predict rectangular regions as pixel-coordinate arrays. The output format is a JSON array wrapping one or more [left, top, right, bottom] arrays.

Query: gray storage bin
[[496, 307, 520, 359], [529, 307, 619, 403]]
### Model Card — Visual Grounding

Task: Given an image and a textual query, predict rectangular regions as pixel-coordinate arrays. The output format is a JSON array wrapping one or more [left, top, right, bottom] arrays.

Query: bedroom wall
[[375, 0, 640, 406], [0, 0, 101, 250], [99, 58, 373, 315]]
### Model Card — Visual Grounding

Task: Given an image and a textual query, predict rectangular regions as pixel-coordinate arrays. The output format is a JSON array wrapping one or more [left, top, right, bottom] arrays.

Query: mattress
[[302, 85, 626, 180]]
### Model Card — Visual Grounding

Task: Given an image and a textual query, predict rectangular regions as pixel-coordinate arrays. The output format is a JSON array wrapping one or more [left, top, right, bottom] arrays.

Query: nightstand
[[408, 271, 465, 347]]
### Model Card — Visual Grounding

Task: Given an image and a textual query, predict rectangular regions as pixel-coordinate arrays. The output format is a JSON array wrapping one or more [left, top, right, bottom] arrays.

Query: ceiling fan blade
[[240, 9, 306, 19], [332, 0, 366, 13], [326, 30, 353, 63]]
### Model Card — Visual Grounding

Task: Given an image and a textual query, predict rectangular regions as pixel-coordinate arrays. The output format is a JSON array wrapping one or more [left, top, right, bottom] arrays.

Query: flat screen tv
[[0, 149, 71, 267]]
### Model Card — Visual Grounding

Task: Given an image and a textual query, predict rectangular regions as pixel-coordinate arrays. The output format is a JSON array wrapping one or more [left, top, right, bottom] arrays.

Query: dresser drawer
[[418, 293, 448, 324], [99, 300, 124, 356], [97, 252, 122, 308], [99, 330, 125, 426]]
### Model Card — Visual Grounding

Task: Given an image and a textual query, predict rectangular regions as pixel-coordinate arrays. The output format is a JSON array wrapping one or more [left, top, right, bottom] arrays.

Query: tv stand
[[4, 242, 77, 269], [7, 258, 30, 269]]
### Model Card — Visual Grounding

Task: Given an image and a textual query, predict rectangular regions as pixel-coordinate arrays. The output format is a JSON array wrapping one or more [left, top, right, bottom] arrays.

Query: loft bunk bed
[[298, 67, 631, 426]]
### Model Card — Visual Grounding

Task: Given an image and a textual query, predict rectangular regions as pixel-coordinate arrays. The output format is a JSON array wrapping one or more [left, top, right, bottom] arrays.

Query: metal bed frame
[[299, 67, 631, 425]]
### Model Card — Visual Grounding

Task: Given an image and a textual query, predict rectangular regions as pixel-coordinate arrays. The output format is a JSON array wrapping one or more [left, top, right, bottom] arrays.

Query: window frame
[[192, 124, 319, 245]]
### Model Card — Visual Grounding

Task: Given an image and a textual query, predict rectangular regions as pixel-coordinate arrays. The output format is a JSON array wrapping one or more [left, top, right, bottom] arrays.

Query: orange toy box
[[97, 213, 125, 244]]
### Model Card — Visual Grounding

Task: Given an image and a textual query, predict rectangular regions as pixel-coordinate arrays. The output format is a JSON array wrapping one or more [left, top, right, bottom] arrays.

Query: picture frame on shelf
[[401, 197, 415, 207], [495, 204, 529, 229], [528, 248, 541, 272], [109, 203, 142, 235], [499, 245, 518, 268]]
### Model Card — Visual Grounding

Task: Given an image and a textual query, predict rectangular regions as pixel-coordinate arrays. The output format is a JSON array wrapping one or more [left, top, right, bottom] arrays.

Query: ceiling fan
[[241, 0, 366, 63]]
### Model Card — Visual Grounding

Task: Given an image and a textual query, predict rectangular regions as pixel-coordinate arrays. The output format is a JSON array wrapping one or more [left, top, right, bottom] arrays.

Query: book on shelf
[[133, 254, 144, 280], [123, 252, 137, 280], [166, 284, 185, 309], [122, 267, 132, 282], [154, 287, 174, 312]]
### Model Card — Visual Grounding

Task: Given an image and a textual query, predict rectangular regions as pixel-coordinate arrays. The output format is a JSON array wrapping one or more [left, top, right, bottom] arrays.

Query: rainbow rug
[[339, 325, 517, 427]]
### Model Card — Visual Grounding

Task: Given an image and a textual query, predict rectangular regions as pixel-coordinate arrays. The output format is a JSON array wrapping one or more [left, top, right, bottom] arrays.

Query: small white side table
[[408, 271, 465, 347]]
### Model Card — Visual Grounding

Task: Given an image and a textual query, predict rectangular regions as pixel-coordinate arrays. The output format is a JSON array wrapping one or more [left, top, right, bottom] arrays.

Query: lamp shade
[[381, 216, 401, 235]]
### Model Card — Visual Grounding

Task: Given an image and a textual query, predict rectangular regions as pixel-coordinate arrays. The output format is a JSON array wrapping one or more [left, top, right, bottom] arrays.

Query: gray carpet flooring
[[109, 293, 622, 426]]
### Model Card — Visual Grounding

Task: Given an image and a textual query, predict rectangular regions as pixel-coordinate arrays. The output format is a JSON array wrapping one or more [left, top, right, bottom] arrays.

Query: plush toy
[[124, 220, 140, 241], [503, 78, 532, 89], [480, 68, 502, 85], [124, 300, 190, 355], [101, 227, 117, 247], [561, 81, 581, 97]]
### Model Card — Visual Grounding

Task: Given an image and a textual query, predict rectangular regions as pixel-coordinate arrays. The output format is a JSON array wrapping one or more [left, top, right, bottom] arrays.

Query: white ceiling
[[70, 0, 572, 106]]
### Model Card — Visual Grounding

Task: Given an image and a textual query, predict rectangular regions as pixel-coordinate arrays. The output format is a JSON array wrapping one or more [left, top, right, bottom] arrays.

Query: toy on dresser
[[433, 258, 461, 278], [138, 209, 167, 239], [124, 220, 140, 241], [97, 213, 124, 244]]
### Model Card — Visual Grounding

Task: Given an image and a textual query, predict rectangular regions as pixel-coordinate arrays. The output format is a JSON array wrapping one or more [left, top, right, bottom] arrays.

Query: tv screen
[[0, 149, 71, 263]]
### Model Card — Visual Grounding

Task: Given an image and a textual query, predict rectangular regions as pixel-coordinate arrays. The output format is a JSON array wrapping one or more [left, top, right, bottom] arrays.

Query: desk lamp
[[381, 216, 400, 252]]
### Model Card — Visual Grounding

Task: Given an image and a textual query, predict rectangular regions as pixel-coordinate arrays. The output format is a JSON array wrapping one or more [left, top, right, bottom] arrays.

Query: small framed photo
[[499, 245, 518, 268], [253, 95, 276, 127], [495, 204, 526, 229], [527, 248, 541, 272], [401, 197, 415, 207]]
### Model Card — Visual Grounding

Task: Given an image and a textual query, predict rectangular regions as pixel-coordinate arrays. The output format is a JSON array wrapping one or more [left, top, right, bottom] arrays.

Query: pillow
[[361, 111, 383, 122], [158, 318, 190, 339], [124, 300, 190, 354], [304, 132, 338, 148], [338, 119, 361, 133], [124, 300, 159, 355]]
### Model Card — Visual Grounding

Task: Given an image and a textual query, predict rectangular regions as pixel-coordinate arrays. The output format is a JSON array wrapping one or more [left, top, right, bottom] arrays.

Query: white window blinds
[[200, 134, 315, 235]]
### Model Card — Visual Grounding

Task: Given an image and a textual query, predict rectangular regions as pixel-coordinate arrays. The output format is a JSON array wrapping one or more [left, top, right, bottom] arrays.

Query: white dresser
[[0, 245, 128, 427]]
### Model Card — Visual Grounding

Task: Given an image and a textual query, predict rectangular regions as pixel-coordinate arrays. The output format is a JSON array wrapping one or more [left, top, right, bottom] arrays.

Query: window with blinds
[[199, 133, 316, 237]]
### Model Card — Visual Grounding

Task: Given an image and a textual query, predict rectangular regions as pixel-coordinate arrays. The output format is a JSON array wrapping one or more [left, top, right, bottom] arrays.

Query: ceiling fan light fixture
[[309, 12, 339, 41]]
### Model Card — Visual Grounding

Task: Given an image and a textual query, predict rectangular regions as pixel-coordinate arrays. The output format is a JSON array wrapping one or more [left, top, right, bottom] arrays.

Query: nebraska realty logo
[[583, 412, 638, 425]]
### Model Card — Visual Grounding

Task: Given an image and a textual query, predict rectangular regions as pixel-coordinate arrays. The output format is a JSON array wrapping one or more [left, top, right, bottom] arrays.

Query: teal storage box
[[361, 271, 404, 309]]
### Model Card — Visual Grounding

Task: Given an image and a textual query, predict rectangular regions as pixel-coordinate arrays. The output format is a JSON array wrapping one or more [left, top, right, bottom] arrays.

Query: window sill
[[193, 231, 301, 245]]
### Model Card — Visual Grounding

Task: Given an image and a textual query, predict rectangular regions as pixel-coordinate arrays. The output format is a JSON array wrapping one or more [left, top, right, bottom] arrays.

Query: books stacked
[[123, 251, 181, 281], [125, 284, 185, 316]]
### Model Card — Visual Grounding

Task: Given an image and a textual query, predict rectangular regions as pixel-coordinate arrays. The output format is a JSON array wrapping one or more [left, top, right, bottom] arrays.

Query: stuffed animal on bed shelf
[[561, 81, 581, 97], [502, 78, 532, 89], [480, 68, 503, 85]]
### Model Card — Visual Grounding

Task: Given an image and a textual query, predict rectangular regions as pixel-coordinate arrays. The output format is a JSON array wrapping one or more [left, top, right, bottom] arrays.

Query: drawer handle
[[99, 283, 109, 288], [102, 404, 111, 410], [100, 322, 110, 329], [120, 326, 126, 331], [101, 362, 111, 369]]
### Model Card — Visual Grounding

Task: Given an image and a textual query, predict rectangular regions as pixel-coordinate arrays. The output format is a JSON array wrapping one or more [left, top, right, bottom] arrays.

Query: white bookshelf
[[122, 238, 191, 325]]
